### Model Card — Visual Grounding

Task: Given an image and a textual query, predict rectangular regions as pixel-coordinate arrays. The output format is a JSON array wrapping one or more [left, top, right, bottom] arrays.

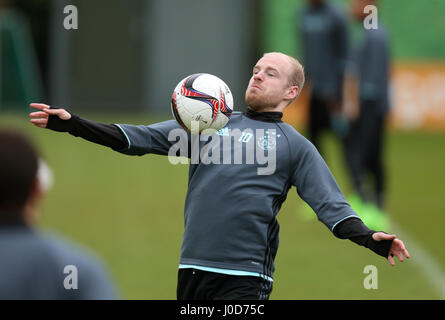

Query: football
[[171, 73, 233, 133]]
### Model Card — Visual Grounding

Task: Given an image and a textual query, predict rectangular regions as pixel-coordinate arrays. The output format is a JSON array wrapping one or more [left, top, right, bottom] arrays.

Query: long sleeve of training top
[[334, 217, 392, 258], [47, 112, 127, 151]]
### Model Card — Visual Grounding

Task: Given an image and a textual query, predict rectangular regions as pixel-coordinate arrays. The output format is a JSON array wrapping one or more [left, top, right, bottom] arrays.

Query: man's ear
[[25, 159, 54, 225], [37, 159, 53, 194], [285, 86, 299, 101]]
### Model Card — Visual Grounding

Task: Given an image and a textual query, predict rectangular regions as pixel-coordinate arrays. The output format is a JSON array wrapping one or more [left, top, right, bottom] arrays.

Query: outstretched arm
[[29, 103, 127, 151], [291, 136, 410, 266], [30, 103, 189, 156]]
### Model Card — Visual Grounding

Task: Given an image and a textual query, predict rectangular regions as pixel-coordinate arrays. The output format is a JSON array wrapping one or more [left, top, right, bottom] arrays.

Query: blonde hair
[[287, 55, 305, 98]]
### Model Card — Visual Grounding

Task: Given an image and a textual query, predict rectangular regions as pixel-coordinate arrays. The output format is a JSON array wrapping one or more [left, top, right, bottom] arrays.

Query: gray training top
[[115, 111, 359, 279]]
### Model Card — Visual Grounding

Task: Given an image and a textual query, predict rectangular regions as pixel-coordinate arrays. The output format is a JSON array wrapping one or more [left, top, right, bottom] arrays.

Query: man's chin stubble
[[246, 95, 273, 112]]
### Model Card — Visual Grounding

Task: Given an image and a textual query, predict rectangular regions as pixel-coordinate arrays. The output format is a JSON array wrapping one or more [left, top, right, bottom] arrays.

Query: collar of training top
[[244, 108, 283, 123]]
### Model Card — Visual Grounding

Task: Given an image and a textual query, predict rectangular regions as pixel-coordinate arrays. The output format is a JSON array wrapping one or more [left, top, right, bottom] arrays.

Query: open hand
[[372, 232, 410, 266], [29, 103, 71, 128]]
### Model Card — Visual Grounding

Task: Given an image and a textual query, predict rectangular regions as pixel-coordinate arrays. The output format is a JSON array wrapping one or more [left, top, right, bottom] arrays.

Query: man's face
[[245, 53, 293, 112]]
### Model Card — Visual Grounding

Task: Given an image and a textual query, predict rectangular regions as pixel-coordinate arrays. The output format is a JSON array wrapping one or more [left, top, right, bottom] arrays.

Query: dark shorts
[[177, 268, 273, 300]]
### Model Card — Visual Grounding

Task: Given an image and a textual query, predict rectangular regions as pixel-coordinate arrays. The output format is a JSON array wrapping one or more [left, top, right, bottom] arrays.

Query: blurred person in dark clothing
[[343, 0, 391, 230], [0, 129, 117, 299], [300, 0, 349, 155]]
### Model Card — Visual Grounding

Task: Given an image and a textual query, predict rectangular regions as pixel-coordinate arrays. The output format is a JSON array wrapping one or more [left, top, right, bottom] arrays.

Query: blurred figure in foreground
[[0, 129, 117, 299], [300, 0, 349, 155], [343, 0, 391, 230]]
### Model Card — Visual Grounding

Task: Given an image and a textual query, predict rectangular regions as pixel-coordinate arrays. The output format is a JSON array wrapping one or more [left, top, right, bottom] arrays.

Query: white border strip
[[114, 124, 131, 150]]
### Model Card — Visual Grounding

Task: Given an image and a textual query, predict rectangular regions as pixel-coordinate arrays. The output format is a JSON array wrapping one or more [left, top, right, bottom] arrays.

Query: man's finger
[[372, 232, 396, 242], [395, 251, 404, 263], [30, 103, 50, 110], [388, 254, 395, 266], [393, 239, 410, 258], [403, 248, 410, 259], [43, 108, 71, 120], [43, 108, 61, 115], [29, 111, 49, 118], [30, 119, 48, 126]]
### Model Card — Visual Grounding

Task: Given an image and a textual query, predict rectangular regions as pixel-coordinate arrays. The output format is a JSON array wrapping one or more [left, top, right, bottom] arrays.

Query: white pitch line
[[390, 221, 445, 299]]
